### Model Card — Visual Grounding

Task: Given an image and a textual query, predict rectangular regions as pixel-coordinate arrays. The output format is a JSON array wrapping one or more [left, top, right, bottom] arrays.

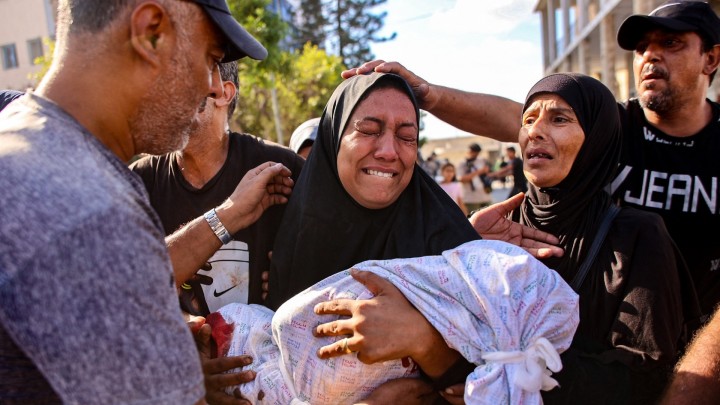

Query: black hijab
[[517, 73, 621, 280], [266, 73, 479, 309]]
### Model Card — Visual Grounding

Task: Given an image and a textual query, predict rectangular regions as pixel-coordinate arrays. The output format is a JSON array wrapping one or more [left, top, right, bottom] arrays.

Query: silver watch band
[[204, 208, 232, 245]]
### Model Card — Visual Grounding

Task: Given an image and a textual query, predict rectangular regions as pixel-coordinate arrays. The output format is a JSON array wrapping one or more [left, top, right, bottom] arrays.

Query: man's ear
[[214, 81, 237, 108], [129, 2, 173, 68], [703, 44, 720, 77]]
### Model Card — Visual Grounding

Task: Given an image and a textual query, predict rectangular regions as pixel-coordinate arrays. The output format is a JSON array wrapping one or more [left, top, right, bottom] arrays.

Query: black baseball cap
[[617, 1, 720, 51], [191, 0, 268, 61]]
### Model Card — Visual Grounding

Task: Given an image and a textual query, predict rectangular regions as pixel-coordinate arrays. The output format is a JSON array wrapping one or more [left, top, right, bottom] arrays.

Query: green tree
[[229, 0, 345, 144], [228, 0, 290, 141], [332, 0, 396, 68], [293, 0, 395, 69], [29, 38, 55, 86], [294, 0, 329, 50], [228, 0, 288, 72], [235, 43, 344, 141], [277, 43, 345, 135]]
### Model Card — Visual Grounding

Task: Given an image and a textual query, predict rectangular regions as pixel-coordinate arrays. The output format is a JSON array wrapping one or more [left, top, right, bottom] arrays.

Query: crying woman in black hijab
[[266, 73, 479, 308], [513, 73, 700, 403]]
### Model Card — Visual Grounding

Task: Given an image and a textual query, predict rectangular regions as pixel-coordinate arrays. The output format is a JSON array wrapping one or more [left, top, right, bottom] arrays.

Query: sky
[[370, 0, 544, 139]]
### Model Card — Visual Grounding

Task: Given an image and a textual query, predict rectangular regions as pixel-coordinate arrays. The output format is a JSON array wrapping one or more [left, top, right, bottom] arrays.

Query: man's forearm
[[661, 309, 720, 404], [166, 215, 223, 287], [166, 204, 242, 287], [429, 86, 523, 143]]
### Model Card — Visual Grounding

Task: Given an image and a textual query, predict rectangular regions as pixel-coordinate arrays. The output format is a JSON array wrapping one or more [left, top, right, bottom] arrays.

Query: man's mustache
[[642, 65, 669, 80]]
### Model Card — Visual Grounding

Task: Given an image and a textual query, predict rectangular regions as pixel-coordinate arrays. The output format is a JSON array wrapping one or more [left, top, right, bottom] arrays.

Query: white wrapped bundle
[[212, 240, 579, 404]]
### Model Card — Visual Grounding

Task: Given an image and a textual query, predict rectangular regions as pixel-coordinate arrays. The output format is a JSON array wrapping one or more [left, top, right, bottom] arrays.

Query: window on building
[[27, 38, 44, 65], [1, 44, 18, 70], [554, 8, 564, 54], [568, 7, 576, 44]]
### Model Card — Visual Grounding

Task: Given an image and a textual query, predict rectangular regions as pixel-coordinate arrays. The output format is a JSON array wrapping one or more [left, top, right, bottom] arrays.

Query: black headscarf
[[266, 73, 479, 309], [517, 73, 621, 280], [517, 74, 702, 404]]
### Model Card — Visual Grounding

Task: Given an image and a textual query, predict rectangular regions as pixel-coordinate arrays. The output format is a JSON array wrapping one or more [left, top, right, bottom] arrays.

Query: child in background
[[439, 162, 468, 216]]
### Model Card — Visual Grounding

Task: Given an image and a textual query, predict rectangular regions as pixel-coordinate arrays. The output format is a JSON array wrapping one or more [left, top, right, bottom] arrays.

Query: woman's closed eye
[[396, 126, 418, 145], [354, 119, 382, 136], [353, 118, 417, 145]]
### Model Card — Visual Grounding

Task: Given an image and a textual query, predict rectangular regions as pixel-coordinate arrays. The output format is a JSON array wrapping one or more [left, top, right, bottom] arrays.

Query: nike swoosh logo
[[213, 285, 237, 297]]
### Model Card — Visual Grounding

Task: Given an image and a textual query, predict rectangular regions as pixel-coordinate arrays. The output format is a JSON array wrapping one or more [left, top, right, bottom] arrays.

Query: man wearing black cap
[[346, 1, 720, 317], [611, 1, 720, 319], [0, 0, 293, 403]]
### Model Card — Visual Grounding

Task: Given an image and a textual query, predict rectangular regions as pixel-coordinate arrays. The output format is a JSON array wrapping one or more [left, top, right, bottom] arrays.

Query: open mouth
[[528, 152, 552, 159], [364, 169, 395, 178], [642, 73, 665, 82]]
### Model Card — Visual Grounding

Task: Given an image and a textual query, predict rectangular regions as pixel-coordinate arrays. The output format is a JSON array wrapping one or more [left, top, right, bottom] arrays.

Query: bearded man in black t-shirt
[[131, 61, 304, 312], [609, 2, 720, 317]]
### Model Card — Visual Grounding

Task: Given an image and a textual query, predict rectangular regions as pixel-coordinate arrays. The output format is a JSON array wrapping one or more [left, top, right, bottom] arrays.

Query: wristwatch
[[204, 208, 233, 245]]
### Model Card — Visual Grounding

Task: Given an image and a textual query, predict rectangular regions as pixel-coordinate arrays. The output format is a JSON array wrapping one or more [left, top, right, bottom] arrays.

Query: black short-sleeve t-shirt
[[130, 132, 304, 311], [611, 99, 720, 315]]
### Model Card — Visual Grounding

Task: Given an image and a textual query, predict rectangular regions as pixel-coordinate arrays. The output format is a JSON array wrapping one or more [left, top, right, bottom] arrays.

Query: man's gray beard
[[129, 101, 193, 156], [638, 86, 678, 116]]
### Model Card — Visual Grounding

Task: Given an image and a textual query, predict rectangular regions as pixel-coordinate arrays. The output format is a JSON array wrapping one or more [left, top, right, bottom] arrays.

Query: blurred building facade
[[534, 0, 720, 101], [0, 0, 57, 90]]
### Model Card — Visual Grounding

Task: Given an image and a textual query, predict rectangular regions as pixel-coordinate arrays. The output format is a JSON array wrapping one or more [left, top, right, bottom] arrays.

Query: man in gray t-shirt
[[0, 94, 205, 404], [0, 1, 293, 403]]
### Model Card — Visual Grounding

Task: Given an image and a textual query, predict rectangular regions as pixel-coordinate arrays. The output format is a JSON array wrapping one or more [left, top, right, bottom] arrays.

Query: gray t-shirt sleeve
[[0, 95, 205, 404]]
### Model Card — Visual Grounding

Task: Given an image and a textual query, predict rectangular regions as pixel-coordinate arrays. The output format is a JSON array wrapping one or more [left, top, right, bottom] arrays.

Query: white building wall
[[0, 0, 55, 90]]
